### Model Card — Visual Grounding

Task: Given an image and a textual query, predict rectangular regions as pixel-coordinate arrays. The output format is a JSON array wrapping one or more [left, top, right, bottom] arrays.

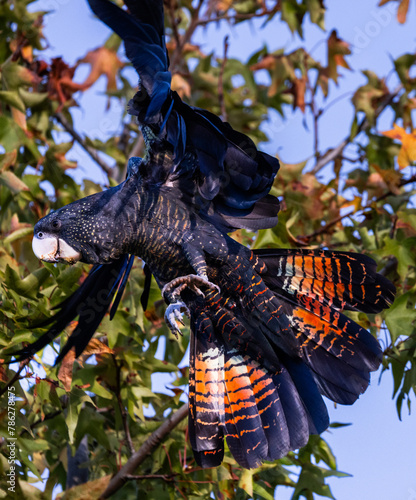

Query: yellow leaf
[[238, 469, 253, 497], [381, 124, 416, 168], [56, 475, 112, 500]]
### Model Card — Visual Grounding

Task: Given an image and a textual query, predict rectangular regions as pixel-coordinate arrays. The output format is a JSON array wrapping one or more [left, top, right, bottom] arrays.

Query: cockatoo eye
[[37, 231, 44, 239]]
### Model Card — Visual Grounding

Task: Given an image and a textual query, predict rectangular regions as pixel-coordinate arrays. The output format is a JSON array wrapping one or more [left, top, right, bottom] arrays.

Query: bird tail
[[187, 249, 395, 468], [9, 255, 134, 364]]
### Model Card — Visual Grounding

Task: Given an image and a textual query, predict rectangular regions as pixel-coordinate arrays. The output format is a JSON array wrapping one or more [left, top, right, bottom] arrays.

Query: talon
[[162, 274, 220, 302], [165, 301, 190, 338]]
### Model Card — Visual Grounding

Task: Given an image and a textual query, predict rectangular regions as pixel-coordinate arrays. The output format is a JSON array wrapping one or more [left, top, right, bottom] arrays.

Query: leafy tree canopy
[[0, 0, 415, 498]]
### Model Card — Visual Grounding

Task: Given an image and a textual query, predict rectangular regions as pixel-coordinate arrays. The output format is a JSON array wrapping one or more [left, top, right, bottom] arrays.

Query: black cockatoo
[[9, 0, 395, 469]]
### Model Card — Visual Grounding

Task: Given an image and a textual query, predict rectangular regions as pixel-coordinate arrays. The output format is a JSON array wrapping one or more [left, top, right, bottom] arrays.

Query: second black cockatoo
[[10, 0, 395, 469]]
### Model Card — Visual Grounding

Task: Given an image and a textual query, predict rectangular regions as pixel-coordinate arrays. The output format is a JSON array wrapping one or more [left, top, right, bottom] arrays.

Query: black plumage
[[7, 0, 396, 470]]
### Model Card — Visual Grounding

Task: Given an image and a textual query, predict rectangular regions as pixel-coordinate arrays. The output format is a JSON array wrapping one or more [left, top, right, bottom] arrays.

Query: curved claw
[[165, 301, 190, 339], [162, 274, 220, 302]]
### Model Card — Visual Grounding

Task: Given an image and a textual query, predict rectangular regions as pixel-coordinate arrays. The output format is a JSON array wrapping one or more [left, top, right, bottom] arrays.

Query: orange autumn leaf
[[292, 76, 307, 112], [166, 40, 203, 57], [382, 124, 416, 168], [77, 47, 124, 92], [11, 107, 27, 131], [379, 0, 410, 23], [58, 348, 76, 392], [81, 338, 113, 357], [0, 362, 8, 383], [250, 54, 277, 71], [47, 57, 83, 106], [397, 0, 410, 23]]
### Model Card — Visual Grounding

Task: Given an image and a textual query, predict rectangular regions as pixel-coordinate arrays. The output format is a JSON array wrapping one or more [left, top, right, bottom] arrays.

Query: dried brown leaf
[[58, 348, 76, 392]]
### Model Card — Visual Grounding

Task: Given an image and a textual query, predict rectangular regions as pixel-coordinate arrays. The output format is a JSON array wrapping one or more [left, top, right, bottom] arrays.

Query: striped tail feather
[[188, 309, 225, 468], [282, 298, 381, 405], [253, 248, 395, 313], [251, 248, 394, 405], [188, 293, 330, 469], [187, 248, 394, 468]]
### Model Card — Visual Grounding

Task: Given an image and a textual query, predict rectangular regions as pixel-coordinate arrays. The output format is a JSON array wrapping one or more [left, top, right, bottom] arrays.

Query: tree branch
[[195, 7, 279, 28], [218, 35, 229, 121], [167, 0, 181, 51], [0, 360, 29, 398], [99, 404, 188, 499], [55, 112, 114, 178], [304, 172, 416, 241], [311, 85, 403, 175], [113, 356, 135, 456], [169, 0, 204, 71]]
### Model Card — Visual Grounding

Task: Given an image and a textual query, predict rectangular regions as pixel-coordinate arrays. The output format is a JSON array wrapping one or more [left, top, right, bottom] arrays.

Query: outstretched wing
[[87, 0, 281, 232], [88, 0, 170, 124]]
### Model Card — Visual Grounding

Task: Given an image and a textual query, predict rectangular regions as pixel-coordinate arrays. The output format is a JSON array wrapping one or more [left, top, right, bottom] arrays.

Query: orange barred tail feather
[[188, 294, 329, 469], [188, 309, 225, 468], [252, 248, 395, 405], [253, 248, 395, 314], [186, 248, 394, 469]]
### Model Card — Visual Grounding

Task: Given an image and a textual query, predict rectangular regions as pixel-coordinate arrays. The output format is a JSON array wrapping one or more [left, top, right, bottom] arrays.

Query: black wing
[[10, 255, 134, 364], [87, 0, 280, 232]]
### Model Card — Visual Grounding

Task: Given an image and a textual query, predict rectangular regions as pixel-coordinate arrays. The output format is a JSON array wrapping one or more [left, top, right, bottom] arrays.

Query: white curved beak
[[32, 234, 81, 264]]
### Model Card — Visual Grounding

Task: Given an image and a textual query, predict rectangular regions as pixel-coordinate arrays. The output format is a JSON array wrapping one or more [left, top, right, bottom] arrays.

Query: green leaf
[[253, 481, 275, 500], [1, 61, 37, 89], [66, 389, 95, 444], [384, 293, 416, 342], [4, 265, 50, 299], [3, 227, 33, 244], [0, 90, 25, 112], [18, 88, 49, 108]]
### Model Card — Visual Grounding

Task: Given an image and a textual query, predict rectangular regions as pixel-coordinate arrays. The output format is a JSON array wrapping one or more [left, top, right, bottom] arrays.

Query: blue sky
[[28, 1, 416, 498]]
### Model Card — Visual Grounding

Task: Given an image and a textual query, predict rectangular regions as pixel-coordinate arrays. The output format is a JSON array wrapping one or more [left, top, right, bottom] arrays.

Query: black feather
[[9, 255, 133, 363]]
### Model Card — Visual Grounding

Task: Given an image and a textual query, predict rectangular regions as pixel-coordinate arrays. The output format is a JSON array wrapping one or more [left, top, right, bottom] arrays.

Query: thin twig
[[167, 0, 181, 50], [129, 135, 145, 158], [218, 35, 229, 121], [169, 0, 204, 71], [55, 112, 114, 177], [305, 63, 319, 158], [125, 474, 176, 482], [99, 404, 188, 499], [0, 360, 29, 398], [304, 172, 416, 241], [311, 84, 403, 175], [195, 7, 279, 27], [113, 356, 135, 456]]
